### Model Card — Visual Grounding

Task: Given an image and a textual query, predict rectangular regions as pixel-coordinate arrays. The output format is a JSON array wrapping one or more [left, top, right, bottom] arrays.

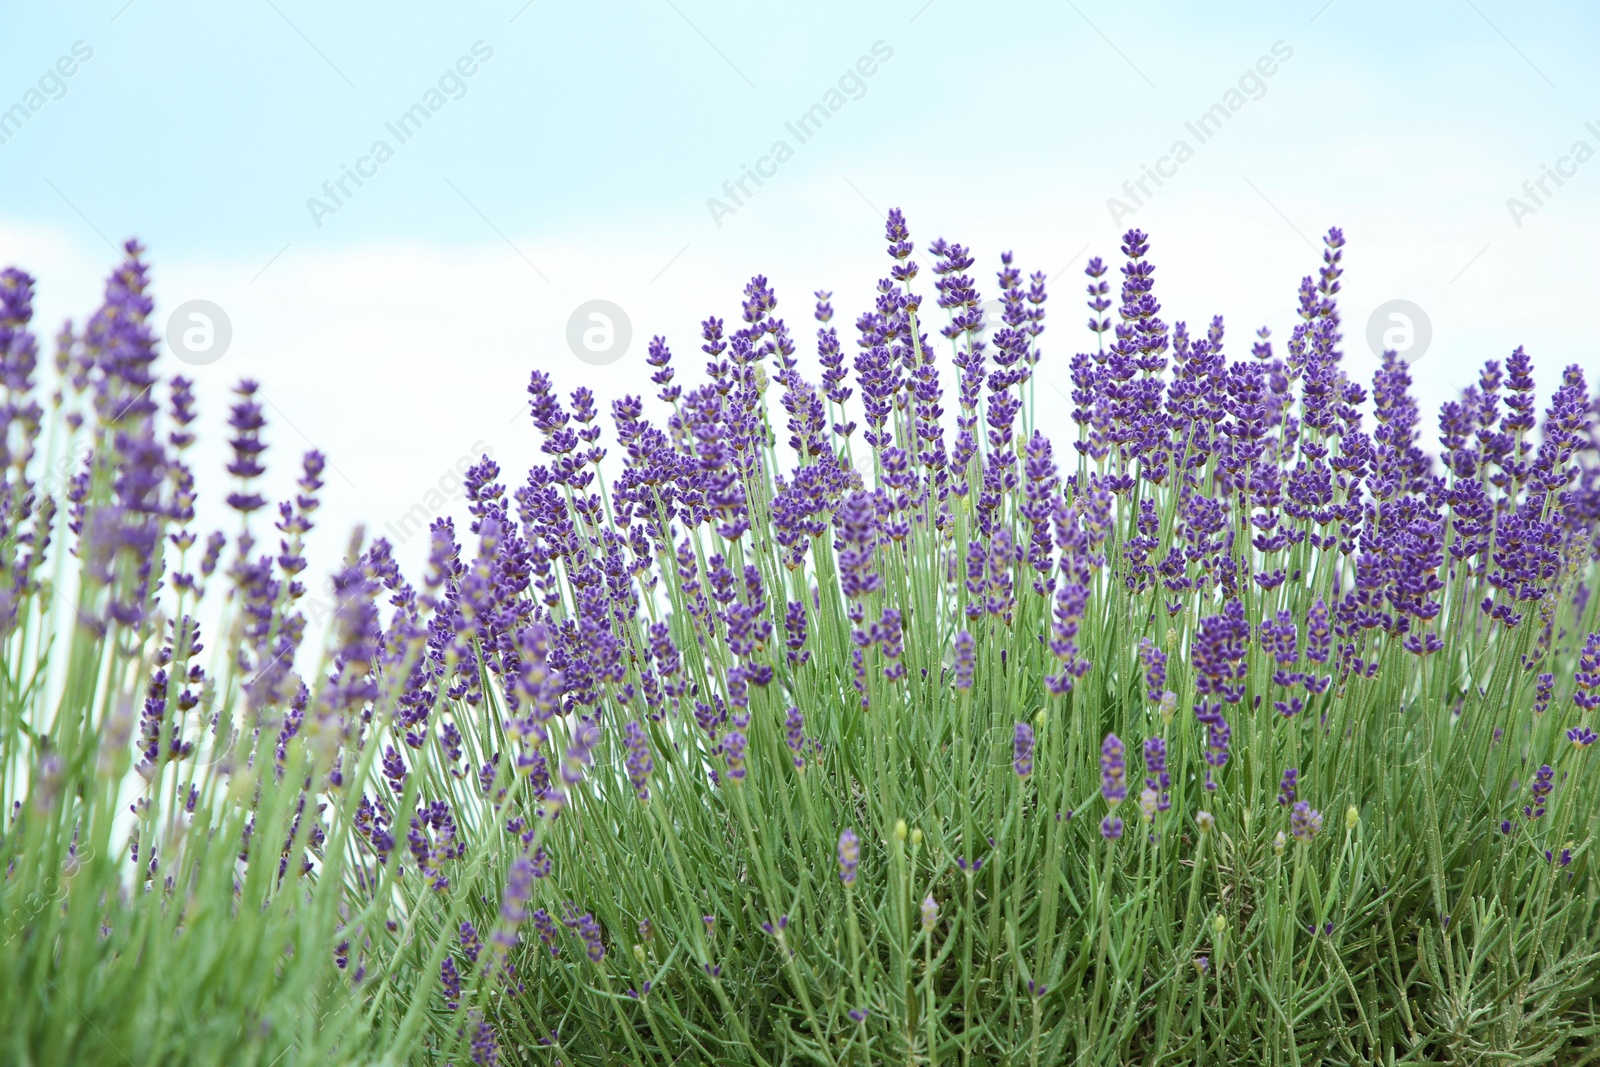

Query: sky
[[3, 0, 1599, 583]]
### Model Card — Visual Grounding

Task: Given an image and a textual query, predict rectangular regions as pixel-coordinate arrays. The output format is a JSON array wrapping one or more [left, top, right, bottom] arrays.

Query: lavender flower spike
[[838, 828, 860, 886], [1096, 734, 1128, 838], [1289, 801, 1323, 843], [623, 720, 654, 800], [1014, 721, 1035, 777], [1575, 633, 1600, 711], [1100, 733, 1127, 805], [953, 630, 975, 690]]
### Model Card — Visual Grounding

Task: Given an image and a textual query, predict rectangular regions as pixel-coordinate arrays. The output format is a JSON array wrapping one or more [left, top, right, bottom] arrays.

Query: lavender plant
[[2, 212, 1598, 1066], [0, 249, 440, 1065]]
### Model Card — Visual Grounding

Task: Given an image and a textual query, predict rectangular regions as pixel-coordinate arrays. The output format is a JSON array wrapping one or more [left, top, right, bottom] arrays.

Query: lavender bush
[[2, 214, 1598, 1065]]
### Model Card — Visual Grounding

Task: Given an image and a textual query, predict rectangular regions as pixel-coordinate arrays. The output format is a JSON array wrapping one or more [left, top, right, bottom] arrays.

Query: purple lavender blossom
[[15, 212, 1600, 1065], [1534, 673, 1555, 715], [1139, 637, 1168, 702], [953, 630, 975, 690], [440, 957, 461, 1011], [499, 856, 535, 930], [460, 921, 483, 964], [224, 380, 268, 514], [1575, 633, 1600, 711], [1014, 721, 1035, 778], [562, 903, 605, 963], [1289, 801, 1323, 843], [1524, 764, 1554, 819], [1191, 602, 1247, 788], [1143, 736, 1170, 812], [838, 828, 860, 886], [722, 729, 748, 782], [532, 909, 560, 957], [1098, 733, 1128, 838], [1139, 788, 1159, 822], [624, 720, 654, 800], [784, 706, 807, 768], [470, 1015, 499, 1066]]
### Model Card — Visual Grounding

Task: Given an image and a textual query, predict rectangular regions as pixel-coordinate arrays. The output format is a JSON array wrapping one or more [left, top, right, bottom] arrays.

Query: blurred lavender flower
[[224, 380, 268, 515], [491, 855, 535, 957], [953, 630, 975, 690], [838, 828, 860, 886], [784, 706, 807, 768], [469, 1015, 498, 1066], [1014, 721, 1035, 778], [1138, 788, 1159, 823], [1289, 801, 1323, 843], [1143, 737, 1170, 812], [624, 720, 654, 800]]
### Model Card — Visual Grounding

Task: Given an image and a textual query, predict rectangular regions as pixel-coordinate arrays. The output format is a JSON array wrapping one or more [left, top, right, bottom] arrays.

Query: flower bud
[[1345, 805, 1359, 831], [910, 827, 923, 847], [1273, 831, 1286, 854], [894, 819, 908, 842], [1195, 810, 1215, 833], [633, 944, 647, 964]]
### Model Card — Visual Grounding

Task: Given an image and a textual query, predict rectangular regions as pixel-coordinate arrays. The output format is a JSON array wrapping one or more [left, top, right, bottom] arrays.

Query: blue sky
[[3, 0, 1599, 577]]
